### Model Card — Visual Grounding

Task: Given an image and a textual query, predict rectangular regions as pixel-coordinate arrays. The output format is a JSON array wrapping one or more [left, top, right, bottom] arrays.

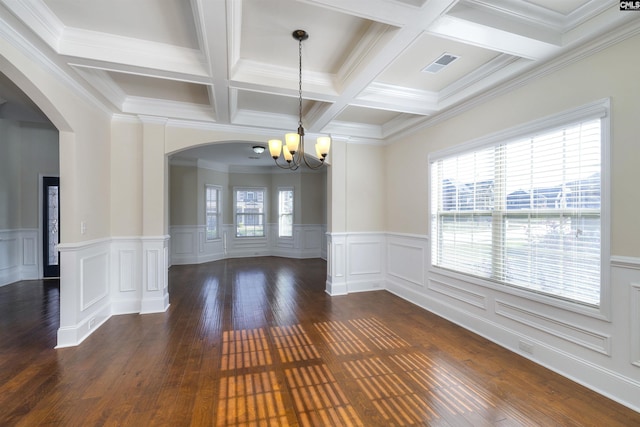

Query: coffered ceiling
[[0, 0, 636, 165]]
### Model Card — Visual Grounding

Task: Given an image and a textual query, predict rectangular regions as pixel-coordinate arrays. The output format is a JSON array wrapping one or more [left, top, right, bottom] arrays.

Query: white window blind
[[205, 185, 220, 240], [278, 189, 294, 237], [431, 118, 602, 306]]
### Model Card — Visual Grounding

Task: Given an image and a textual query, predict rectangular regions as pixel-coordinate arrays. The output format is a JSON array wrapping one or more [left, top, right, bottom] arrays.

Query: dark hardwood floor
[[1, 257, 639, 426]]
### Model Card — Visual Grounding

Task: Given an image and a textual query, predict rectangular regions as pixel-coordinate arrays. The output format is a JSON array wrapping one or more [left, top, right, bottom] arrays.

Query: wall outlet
[[89, 317, 96, 329], [518, 340, 534, 354]]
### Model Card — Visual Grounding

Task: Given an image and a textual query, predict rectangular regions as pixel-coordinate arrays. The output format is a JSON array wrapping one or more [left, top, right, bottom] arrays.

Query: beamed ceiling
[[0, 0, 637, 166]]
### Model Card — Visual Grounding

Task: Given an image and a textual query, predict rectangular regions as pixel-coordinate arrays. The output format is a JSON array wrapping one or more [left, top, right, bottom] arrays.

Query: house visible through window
[[278, 188, 294, 237], [430, 103, 608, 307], [236, 188, 265, 237], [205, 185, 221, 240]]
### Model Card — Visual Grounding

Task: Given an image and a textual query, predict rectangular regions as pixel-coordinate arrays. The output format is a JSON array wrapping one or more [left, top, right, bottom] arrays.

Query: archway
[[167, 140, 328, 265], [0, 58, 69, 347]]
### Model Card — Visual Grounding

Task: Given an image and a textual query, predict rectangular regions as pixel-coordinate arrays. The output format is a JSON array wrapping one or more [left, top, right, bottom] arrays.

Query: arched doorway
[[167, 141, 328, 265]]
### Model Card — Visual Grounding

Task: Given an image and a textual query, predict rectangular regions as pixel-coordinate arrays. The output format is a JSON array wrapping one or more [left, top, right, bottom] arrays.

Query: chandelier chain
[[298, 36, 303, 128]]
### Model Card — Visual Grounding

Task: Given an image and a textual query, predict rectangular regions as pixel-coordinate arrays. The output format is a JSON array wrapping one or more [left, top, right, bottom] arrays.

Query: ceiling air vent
[[422, 53, 459, 74]]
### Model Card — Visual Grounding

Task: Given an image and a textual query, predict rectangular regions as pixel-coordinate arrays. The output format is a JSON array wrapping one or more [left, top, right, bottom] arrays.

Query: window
[[430, 103, 608, 307], [278, 188, 294, 237], [235, 188, 265, 237], [205, 185, 221, 240]]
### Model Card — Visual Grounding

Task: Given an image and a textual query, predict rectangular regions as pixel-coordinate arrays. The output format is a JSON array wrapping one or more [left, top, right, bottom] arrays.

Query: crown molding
[[71, 67, 125, 110], [137, 115, 168, 125], [1, 0, 64, 50], [111, 114, 140, 124], [123, 97, 215, 122], [0, 8, 112, 124]]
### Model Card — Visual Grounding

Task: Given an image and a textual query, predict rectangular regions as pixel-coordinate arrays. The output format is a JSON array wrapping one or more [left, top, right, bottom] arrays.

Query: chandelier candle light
[[268, 30, 331, 170]]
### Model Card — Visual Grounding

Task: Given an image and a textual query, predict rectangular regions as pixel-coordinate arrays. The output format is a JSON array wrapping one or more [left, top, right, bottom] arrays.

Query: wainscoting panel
[[0, 229, 40, 286], [346, 235, 385, 293], [302, 225, 323, 252], [428, 277, 487, 310], [80, 251, 109, 311], [21, 230, 38, 280], [0, 231, 19, 286], [495, 299, 611, 355], [118, 250, 137, 292], [632, 282, 640, 367], [110, 238, 142, 315], [169, 225, 200, 265], [171, 224, 325, 264], [146, 249, 159, 292], [173, 230, 194, 256], [326, 233, 347, 295], [324, 233, 385, 294], [57, 238, 112, 348], [387, 236, 427, 289], [141, 236, 170, 314]]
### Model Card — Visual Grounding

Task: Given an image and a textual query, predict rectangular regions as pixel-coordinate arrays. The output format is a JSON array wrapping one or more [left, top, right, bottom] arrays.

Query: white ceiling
[[0, 0, 636, 167]]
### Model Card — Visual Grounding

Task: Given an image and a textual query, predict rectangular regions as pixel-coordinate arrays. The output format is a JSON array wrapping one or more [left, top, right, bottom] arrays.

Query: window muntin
[[235, 188, 266, 237], [431, 117, 603, 307], [278, 188, 294, 237], [205, 185, 221, 241]]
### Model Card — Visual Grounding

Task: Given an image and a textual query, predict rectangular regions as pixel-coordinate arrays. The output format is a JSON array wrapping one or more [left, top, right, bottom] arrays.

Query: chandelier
[[268, 30, 331, 170]]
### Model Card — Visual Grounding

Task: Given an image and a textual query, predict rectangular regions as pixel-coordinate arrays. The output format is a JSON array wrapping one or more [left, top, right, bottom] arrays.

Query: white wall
[[326, 30, 640, 411]]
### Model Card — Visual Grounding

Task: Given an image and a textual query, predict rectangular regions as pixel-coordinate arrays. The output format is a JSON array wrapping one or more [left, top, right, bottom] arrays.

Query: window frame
[[205, 185, 221, 241], [278, 187, 294, 238], [234, 187, 267, 238], [428, 99, 611, 319]]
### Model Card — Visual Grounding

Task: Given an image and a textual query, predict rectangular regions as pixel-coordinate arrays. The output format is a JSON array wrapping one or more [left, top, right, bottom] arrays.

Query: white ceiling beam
[[428, 14, 560, 60], [296, 0, 417, 27], [59, 28, 209, 78], [307, 0, 459, 133], [123, 96, 215, 122], [356, 82, 439, 116], [192, 0, 230, 123], [66, 58, 213, 85]]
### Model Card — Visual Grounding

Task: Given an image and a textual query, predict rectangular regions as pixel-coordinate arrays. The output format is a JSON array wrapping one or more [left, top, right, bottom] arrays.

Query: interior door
[[43, 176, 60, 278]]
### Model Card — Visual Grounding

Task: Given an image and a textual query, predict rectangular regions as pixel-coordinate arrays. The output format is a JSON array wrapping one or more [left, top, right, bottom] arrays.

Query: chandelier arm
[[301, 153, 325, 169], [272, 157, 296, 170]]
